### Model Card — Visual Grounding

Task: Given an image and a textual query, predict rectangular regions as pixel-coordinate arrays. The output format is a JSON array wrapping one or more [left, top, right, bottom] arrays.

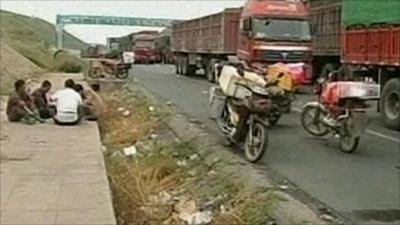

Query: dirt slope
[[0, 41, 42, 94], [0, 10, 88, 69]]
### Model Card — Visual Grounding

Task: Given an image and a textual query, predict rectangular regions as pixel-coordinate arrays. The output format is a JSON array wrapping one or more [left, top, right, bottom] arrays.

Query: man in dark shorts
[[31, 80, 54, 119], [6, 80, 44, 124]]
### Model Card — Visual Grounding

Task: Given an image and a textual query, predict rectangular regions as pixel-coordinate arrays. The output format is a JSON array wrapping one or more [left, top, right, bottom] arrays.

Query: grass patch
[[99, 86, 279, 225], [98, 86, 169, 148], [0, 10, 87, 70], [53, 52, 84, 73]]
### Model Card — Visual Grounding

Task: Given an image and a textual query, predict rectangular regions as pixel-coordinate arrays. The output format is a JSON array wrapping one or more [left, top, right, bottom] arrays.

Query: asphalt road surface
[[130, 65, 400, 224]]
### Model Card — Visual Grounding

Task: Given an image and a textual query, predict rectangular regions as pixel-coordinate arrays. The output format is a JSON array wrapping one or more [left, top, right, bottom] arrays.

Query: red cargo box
[[380, 27, 392, 63], [367, 28, 381, 63], [343, 29, 367, 63], [391, 27, 400, 66], [172, 8, 241, 54], [343, 25, 400, 66]]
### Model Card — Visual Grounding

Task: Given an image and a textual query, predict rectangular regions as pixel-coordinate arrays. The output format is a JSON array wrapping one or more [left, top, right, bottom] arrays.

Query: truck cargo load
[[342, 0, 400, 26], [172, 8, 241, 55]]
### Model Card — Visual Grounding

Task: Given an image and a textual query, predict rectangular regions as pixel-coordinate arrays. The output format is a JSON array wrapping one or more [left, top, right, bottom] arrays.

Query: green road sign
[[57, 15, 176, 27], [56, 15, 178, 49]]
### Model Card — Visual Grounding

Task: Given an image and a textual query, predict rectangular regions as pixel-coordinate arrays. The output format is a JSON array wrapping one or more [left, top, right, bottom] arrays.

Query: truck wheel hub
[[386, 91, 400, 120]]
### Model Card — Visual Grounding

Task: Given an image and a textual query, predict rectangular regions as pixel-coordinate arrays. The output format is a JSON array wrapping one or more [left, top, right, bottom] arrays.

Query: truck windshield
[[135, 41, 155, 48], [252, 18, 311, 41]]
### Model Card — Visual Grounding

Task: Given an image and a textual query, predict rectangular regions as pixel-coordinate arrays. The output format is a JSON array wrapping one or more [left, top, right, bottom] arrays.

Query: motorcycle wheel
[[88, 67, 102, 78], [268, 114, 281, 126], [116, 69, 129, 79], [301, 105, 329, 137], [339, 135, 360, 153], [244, 122, 268, 163]]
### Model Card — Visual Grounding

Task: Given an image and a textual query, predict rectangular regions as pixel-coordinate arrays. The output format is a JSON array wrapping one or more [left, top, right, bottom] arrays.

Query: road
[[130, 65, 400, 224]]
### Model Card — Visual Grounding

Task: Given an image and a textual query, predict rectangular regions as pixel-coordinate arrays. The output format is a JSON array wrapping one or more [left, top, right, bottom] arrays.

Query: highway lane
[[130, 65, 400, 224]]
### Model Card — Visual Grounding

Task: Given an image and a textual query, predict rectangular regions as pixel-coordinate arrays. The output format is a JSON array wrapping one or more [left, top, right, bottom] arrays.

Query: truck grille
[[260, 50, 307, 62]]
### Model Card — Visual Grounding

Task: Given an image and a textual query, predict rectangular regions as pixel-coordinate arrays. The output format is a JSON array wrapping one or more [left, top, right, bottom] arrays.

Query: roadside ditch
[[95, 80, 328, 225]]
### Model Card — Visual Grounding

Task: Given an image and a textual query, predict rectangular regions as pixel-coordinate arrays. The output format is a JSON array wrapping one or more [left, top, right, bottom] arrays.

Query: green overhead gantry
[[56, 15, 177, 49]]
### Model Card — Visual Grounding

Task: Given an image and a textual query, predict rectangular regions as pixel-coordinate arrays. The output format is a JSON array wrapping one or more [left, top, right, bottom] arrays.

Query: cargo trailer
[[155, 28, 174, 64], [172, 8, 241, 77], [309, 0, 400, 130], [172, 0, 313, 84]]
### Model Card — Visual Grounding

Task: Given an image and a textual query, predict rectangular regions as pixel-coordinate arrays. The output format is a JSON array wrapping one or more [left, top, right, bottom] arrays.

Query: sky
[[0, 0, 246, 44]]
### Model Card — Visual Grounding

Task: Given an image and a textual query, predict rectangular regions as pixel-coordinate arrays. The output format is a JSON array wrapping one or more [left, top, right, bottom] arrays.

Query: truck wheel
[[175, 56, 181, 74], [205, 60, 216, 82], [182, 57, 188, 75], [187, 65, 196, 76], [381, 78, 400, 130]]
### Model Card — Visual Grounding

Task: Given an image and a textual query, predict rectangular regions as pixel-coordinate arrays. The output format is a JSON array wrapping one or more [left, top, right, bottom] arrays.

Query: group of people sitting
[[6, 78, 99, 125]]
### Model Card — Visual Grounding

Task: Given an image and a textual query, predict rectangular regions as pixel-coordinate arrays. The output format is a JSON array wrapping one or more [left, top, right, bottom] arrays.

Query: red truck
[[172, 0, 313, 84], [133, 30, 160, 64], [309, 0, 400, 130]]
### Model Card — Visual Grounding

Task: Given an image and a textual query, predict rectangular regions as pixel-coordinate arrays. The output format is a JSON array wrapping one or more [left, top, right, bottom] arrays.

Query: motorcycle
[[300, 72, 378, 153], [114, 63, 130, 79], [214, 62, 295, 126], [87, 59, 130, 79], [210, 65, 275, 162]]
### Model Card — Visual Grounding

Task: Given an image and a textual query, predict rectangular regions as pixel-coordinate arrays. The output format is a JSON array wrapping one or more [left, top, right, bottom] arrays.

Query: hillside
[[0, 10, 88, 68], [0, 41, 42, 94]]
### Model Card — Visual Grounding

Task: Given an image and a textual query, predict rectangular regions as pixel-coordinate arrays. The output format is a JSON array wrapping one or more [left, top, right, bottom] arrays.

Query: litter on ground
[[123, 145, 138, 156]]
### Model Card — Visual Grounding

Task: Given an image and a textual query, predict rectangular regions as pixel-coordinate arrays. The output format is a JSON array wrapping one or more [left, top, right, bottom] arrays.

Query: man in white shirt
[[50, 79, 82, 125]]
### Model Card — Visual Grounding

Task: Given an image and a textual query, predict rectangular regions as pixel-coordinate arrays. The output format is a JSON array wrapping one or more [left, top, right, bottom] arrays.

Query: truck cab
[[238, 0, 313, 84], [133, 31, 160, 64]]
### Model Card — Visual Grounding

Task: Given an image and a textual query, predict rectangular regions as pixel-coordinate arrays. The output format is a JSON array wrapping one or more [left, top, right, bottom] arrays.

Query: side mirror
[[242, 18, 252, 31]]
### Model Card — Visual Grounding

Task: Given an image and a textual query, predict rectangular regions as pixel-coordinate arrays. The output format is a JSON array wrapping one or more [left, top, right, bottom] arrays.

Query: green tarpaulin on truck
[[342, 0, 400, 26]]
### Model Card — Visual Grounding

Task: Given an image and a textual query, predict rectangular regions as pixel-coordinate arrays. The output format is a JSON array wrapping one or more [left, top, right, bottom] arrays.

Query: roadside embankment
[[0, 10, 87, 93], [0, 41, 42, 94]]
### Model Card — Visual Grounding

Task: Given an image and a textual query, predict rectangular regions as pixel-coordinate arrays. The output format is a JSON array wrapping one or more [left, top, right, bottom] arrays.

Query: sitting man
[[73, 83, 101, 121], [6, 79, 44, 124], [31, 80, 54, 119], [50, 79, 82, 125]]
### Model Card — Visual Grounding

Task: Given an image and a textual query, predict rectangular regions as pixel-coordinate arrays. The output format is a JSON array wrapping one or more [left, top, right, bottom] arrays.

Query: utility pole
[[56, 23, 64, 49]]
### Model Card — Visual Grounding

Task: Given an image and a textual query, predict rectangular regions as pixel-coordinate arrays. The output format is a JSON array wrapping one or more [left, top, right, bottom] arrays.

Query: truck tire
[[175, 56, 181, 74], [187, 65, 196, 76], [182, 57, 188, 76], [380, 78, 400, 130], [205, 60, 216, 83]]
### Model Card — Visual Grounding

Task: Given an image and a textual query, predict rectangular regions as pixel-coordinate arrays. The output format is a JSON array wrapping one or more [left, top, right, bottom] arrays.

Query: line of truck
[[171, 0, 400, 130], [92, 0, 399, 130], [107, 30, 161, 64]]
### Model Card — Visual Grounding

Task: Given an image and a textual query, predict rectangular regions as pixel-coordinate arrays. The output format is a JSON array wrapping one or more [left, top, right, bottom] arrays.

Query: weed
[[100, 87, 279, 225]]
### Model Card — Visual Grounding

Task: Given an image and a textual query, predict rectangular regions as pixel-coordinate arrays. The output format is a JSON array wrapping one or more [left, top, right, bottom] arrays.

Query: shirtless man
[[31, 80, 54, 119], [6, 80, 44, 124]]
